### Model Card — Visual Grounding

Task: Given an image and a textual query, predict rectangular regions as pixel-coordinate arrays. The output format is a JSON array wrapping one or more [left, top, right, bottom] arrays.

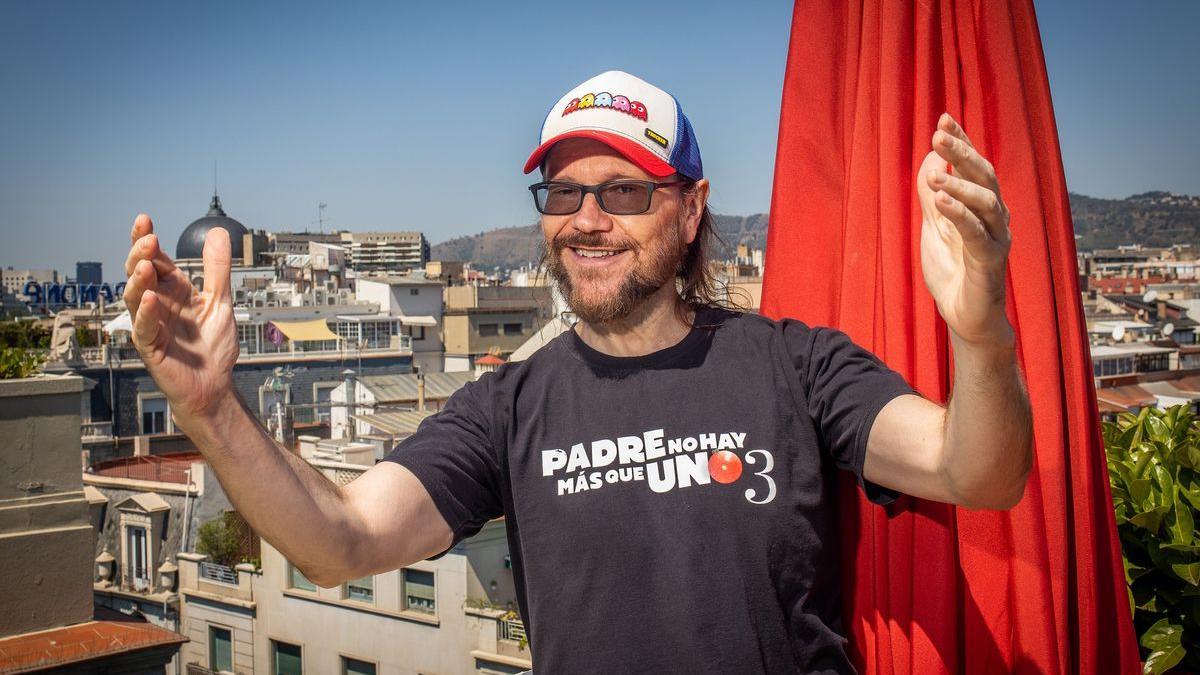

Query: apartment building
[[341, 231, 430, 273], [175, 445, 528, 675], [442, 286, 554, 372]]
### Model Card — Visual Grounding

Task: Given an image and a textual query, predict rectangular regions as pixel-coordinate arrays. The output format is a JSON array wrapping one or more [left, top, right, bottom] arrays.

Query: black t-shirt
[[382, 306, 919, 674]]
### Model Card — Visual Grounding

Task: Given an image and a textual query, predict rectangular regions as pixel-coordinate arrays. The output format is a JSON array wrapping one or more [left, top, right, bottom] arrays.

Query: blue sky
[[1, 0, 1196, 280]]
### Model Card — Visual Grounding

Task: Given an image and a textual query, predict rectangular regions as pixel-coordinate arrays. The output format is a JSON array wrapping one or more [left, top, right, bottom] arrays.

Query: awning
[[399, 315, 438, 327], [103, 311, 132, 334], [270, 319, 340, 342], [352, 410, 435, 436]]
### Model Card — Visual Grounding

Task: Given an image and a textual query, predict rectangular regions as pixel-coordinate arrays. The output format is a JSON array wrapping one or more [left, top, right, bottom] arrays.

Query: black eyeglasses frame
[[527, 179, 689, 216]]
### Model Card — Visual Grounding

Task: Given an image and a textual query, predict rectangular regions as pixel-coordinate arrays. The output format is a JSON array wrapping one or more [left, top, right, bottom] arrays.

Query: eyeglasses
[[528, 179, 687, 216]]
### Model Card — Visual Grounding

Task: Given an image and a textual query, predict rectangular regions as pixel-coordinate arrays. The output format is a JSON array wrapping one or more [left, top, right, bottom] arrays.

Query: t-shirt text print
[[542, 428, 776, 504], [385, 307, 918, 674]]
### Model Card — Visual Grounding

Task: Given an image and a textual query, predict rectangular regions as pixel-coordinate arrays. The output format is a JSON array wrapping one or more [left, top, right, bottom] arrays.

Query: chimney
[[417, 372, 426, 412], [342, 369, 357, 440], [1157, 299, 1167, 320], [133, 435, 150, 457]]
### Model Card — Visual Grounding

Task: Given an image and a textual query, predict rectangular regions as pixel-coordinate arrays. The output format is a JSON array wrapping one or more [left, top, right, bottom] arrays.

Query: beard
[[545, 218, 685, 324]]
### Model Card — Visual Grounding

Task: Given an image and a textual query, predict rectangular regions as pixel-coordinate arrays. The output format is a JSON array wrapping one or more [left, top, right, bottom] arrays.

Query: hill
[[431, 192, 1200, 268]]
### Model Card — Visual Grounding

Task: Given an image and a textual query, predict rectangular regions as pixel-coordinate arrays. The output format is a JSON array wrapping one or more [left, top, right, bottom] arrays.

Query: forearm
[[174, 390, 362, 585], [941, 327, 1033, 509]]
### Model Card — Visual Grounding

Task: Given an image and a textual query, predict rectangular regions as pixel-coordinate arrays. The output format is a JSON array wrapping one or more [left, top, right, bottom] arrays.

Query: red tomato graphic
[[709, 450, 743, 484]]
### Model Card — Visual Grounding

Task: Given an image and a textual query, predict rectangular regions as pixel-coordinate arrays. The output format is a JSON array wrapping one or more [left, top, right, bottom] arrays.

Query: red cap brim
[[522, 130, 676, 178]]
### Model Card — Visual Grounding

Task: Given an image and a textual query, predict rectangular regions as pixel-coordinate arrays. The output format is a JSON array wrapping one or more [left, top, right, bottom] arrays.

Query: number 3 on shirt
[[743, 449, 776, 505]]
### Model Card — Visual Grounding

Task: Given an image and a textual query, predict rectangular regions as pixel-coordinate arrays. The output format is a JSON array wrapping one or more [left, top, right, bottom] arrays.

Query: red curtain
[[760, 1, 1140, 673]]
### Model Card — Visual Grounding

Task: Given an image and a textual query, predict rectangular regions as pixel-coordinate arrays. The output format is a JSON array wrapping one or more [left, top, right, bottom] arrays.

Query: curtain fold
[[760, 1, 1140, 672]]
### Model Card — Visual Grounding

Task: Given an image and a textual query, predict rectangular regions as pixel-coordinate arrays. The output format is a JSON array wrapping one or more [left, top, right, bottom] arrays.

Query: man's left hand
[[917, 112, 1014, 348]]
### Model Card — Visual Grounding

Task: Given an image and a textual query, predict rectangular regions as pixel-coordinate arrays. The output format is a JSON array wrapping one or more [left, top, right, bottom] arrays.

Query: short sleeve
[[784, 321, 920, 505], [380, 375, 504, 556]]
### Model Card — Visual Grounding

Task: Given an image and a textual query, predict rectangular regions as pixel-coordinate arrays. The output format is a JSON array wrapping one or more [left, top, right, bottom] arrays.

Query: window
[[259, 384, 291, 421], [409, 326, 426, 341], [273, 640, 302, 675], [342, 656, 377, 675], [403, 568, 436, 614], [503, 322, 524, 336], [210, 626, 233, 673], [345, 575, 374, 603], [140, 396, 169, 435], [478, 323, 499, 337], [288, 563, 316, 591], [313, 383, 338, 424], [127, 525, 149, 590], [409, 288, 419, 296]]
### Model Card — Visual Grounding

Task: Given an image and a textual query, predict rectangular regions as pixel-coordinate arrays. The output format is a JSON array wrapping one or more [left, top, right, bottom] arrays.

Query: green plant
[[0, 347, 45, 379], [196, 511, 258, 568], [1105, 405, 1200, 673], [0, 321, 50, 349]]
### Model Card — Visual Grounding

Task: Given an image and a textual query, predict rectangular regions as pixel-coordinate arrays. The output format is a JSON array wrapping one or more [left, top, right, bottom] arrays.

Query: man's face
[[540, 138, 697, 324]]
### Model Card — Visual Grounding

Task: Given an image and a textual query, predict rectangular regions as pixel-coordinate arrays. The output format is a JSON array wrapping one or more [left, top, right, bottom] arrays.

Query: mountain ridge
[[431, 192, 1200, 269]]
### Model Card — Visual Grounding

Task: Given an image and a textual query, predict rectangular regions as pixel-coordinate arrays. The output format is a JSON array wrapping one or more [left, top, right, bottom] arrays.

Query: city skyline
[[1, 0, 1197, 279]]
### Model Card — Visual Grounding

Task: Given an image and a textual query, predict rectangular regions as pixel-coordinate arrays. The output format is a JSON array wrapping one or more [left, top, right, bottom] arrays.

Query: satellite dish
[[1144, 289, 1159, 303], [1164, 323, 1176, 336], [1112, 324, 1126, 342]]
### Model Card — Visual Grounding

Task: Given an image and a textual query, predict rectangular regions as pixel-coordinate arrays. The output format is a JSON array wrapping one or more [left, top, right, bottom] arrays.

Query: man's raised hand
[[122, 214, 240, 420], [916, 112, 1015, 348]]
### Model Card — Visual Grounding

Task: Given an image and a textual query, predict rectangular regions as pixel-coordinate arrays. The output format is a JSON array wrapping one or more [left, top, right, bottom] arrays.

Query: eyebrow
[[545, 171, 648, 183]]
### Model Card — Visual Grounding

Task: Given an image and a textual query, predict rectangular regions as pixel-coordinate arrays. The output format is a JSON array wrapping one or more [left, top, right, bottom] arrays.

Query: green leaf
[[1140, 618, 1185, 675], [1173, 488, 1195, 546], [1130, 478, 1153, 508], [1131, 505, 1170, 534], [1173, 562, 1200, 585], [1153, 465, 1175, 507], [1135, 449, 1156, 479]]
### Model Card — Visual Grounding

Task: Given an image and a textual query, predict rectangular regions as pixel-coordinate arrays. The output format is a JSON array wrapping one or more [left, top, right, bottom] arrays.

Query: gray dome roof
[[176, 194, 248, 260]]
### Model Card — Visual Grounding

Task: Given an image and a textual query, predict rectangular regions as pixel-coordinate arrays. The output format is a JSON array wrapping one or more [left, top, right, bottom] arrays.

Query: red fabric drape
[[760, 1, 1140, 673]]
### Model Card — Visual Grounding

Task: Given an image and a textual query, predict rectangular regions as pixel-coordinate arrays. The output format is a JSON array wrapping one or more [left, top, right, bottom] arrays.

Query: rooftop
[[0, 610, 186, 673], [88, 452, 202, 485]]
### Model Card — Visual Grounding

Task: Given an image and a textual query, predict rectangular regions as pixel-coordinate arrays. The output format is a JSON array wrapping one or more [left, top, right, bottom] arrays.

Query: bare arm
[[863, 333, 1033, 510], [859, 113, 1033, 510], [123, 214, 450, 586]]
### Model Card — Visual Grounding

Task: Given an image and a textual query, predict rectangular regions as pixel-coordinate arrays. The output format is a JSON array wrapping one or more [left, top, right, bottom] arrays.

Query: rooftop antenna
[[213, 161, 218, 198], [319, 203, 327, 233]]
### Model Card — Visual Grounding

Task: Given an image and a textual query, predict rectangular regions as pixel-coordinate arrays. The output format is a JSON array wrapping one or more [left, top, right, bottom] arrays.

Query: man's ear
[[680, 178, 710, 245]]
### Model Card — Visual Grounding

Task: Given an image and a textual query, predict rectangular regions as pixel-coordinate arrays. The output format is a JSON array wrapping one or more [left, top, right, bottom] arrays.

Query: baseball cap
[[523, 70, 703, 181]]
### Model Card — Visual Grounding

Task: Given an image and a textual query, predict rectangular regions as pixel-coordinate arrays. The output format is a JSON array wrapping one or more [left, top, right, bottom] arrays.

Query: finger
[[124, 233, 178, 279], [201, 227, 233, 302], [937, 113, 974, 148], [932, 129, 999, 193], [131, 213, 155, 245], [932, 191, 991, 245], [132, 289, 166, 361], [123, 259, 159, 320], [926, 169, 1008, 239]]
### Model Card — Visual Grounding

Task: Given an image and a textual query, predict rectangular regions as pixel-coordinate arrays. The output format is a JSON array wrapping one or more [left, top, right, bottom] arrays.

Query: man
[[123, 71, 1031, 673]]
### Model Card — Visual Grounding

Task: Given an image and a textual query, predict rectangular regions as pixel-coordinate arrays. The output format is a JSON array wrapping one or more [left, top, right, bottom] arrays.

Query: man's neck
[[574, 284, 695, 358]]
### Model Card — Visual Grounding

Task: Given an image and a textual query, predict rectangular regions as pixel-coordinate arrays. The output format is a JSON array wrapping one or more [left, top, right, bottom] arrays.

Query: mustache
[[551, 231, 638, 253]]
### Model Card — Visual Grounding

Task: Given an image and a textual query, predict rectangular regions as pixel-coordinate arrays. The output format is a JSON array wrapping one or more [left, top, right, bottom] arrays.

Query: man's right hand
[[123, 214, 239, 421]]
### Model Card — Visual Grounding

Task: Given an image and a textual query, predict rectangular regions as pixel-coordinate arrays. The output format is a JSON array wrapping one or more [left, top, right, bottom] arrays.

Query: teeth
[[575, 249, 620, 258]]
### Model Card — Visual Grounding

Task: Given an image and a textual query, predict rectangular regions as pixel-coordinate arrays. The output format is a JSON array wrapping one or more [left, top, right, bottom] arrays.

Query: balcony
[[199, 562, 238, 586], [81, 334, 412, 367], [465, 607, 532, 671]]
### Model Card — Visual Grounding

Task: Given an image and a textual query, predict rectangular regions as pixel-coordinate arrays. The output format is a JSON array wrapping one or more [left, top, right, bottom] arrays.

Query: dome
[[175, 194, 249, 260]]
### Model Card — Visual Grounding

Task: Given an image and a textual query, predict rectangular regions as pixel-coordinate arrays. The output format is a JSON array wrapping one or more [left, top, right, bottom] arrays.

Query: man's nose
[[571, 193, 612, 234]]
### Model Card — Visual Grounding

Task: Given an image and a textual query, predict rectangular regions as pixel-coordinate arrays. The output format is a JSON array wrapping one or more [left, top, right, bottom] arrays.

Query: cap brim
[[522, 130, 676, 178]]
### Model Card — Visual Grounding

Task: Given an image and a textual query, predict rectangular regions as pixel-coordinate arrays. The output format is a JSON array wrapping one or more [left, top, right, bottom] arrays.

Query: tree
[[196, 511, 259, 568]]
